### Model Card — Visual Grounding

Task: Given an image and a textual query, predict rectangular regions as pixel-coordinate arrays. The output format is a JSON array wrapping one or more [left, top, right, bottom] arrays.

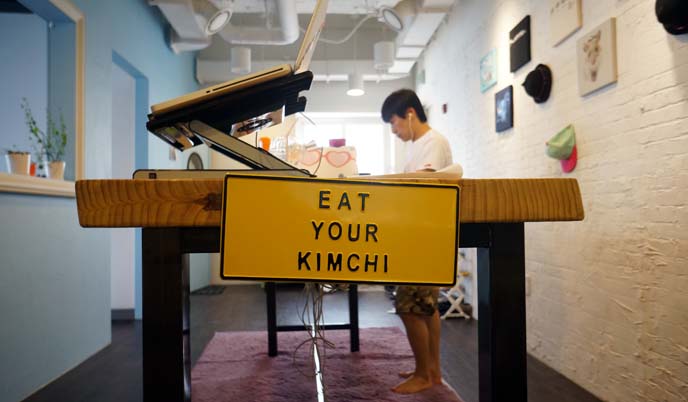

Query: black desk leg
[[348, 284, 360, 352], [266, 282, 278, 356], [142, 228, 191, 402], [477, 223, 527, 402]]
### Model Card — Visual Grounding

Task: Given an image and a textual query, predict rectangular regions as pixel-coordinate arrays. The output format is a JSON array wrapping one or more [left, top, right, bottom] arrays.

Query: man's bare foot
[[398, 370, 442, 384], [391, 375, 434, 394]]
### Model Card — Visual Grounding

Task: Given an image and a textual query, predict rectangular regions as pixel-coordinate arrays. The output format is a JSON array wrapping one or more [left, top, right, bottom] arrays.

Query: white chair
[[440, 270, 471, 320]]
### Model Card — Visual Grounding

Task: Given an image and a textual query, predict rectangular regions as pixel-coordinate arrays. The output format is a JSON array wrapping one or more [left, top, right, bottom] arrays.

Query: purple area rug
[[192, 327, 464, 402]]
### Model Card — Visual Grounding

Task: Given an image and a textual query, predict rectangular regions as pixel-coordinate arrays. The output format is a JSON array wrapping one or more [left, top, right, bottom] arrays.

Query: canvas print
[[480, 49, 498, 93], [577, 18, 618, 96], [495, 85, 513, 132], [510, 15, 531, 72], [550, 0, 582, 46]]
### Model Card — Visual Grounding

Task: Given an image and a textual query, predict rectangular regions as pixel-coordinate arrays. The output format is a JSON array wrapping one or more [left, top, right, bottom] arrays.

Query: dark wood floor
[[24, 284, 601, 402]]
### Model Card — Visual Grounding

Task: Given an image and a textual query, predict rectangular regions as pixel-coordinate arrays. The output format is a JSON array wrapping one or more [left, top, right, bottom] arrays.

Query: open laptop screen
[[150, 0, 329, 116], [295, 0, 329, 73]]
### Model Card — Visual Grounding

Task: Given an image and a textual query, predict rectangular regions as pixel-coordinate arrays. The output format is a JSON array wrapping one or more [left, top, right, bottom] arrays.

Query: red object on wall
[[30, 162, 36, 176]]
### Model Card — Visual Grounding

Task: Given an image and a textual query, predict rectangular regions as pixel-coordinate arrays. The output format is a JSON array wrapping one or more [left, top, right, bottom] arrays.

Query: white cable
[[300, 14, 375, 45], [293, 283, 334, 388]]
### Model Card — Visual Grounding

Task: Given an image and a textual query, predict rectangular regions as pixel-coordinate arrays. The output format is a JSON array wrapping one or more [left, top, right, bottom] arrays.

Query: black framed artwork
[[495, 85, 514, 132], [510, 15, 531, 72]]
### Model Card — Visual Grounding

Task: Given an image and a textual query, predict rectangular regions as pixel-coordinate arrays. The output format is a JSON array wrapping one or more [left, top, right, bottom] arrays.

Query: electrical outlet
[[525, 275, 531, 296]]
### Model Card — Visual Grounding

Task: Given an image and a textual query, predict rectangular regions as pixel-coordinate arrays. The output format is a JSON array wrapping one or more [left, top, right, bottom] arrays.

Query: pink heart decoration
[[299, 149, 322, 166], [325, 151, 353, 168]]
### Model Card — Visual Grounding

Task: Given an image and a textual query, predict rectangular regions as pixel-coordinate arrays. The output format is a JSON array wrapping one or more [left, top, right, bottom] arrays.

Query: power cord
[[293, 283, 335, 395]]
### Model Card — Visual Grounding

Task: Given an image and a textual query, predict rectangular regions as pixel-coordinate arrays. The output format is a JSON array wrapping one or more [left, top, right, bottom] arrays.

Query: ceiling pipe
[[217, 0, 299, 45], [196, 59, 409, 85]]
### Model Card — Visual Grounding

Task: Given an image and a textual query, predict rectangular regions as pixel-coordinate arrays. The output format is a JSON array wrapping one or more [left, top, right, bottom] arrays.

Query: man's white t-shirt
[[404, 129, 453, 173]]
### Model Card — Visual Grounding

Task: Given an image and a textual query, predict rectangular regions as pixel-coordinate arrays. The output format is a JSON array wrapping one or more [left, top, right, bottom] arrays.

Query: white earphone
[[407, 112, 414, 140]]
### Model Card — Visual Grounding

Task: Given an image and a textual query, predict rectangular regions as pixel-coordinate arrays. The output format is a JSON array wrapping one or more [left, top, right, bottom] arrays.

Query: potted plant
[[21, 98, 68, 180], [4, 145, 31, 175]]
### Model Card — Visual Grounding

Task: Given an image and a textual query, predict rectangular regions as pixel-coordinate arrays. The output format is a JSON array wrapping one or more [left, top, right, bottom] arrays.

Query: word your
[[297, 189, 389, 275]]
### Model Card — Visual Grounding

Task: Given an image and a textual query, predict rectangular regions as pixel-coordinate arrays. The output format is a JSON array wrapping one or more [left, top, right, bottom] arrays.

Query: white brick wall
[[417, 0, 688, 401]]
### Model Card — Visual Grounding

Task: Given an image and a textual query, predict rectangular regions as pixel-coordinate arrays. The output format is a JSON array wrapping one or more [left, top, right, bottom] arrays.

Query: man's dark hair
[[381, 89, 428, 123]]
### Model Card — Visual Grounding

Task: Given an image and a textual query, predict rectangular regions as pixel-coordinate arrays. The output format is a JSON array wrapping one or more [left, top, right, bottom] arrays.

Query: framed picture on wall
[[550, 0, 582, 46], [495, 85, 513, 132], [577, 18, 618, 96], [510, 15, 531, 72], [480, 48, 498, 93]]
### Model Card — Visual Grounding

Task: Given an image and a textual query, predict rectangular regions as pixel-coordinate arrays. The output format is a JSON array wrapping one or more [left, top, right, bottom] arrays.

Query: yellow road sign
[[220, 174, 460, 285]]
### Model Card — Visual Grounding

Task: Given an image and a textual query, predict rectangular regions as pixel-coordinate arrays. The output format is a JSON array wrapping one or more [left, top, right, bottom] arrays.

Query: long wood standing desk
[[75, 176, 584, 402]]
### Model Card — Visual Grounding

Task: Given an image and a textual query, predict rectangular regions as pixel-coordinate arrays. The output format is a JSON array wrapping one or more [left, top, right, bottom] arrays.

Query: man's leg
[[399, 307, 442, 384], [393, 313, 434, 393], [428, 287, 442, 383], [427, 308, 442, 384]]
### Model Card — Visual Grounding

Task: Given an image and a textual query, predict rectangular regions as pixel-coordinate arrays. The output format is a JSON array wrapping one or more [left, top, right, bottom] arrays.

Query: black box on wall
[[510, 15, 531, 72]]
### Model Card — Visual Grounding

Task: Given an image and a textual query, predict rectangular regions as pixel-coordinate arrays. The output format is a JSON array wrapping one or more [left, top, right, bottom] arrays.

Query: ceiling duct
[[216, 0, 299, 45], [151, 0, 299, 53], [150, 0, 225, 53], [150, 0, 206, 40], [168, 29, 211, 53], [386, 0, 453, 74], [394, 0, 452, 48]]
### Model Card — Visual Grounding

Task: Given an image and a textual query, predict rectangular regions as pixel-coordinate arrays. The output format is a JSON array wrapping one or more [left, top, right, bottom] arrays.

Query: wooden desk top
[[75, 176, 584, 228]]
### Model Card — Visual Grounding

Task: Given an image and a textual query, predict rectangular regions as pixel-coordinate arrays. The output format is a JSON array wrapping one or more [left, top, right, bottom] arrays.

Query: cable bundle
[[293, 283, 335, 393]]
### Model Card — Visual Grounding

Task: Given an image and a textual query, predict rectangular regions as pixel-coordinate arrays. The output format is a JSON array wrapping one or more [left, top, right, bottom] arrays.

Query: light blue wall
[[0, 194, 110, 401], [0, 13, 48, 166], [0, 1, 207, 400]]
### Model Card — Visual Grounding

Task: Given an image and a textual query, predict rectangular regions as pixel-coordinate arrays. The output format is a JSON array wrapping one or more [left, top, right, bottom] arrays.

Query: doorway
[[110, 61, 136, 319], [110, 52, 149, 320]]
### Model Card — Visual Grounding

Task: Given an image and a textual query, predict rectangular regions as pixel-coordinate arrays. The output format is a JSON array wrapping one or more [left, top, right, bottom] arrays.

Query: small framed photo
[[550, 0, 582, 46], [495, 85, 514, 133], [480, 48, 498, 93], [577, 18, 618, 96]]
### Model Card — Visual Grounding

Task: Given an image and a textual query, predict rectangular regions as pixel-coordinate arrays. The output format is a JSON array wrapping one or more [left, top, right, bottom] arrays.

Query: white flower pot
[[5, 153, 31, 175], [46, 160, 66, 180]]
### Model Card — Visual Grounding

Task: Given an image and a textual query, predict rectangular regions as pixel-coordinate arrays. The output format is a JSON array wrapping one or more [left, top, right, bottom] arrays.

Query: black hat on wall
[[656, 0, 688, 35], [522, 64, 552, 103]]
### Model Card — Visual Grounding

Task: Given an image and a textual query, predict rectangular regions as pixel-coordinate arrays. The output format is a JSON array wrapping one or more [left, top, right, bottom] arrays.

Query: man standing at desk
[[380, 89, 453, 393]]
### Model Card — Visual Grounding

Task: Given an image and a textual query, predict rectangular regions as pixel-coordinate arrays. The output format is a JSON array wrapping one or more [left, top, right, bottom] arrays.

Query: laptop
[[150, 0, 329, 116]]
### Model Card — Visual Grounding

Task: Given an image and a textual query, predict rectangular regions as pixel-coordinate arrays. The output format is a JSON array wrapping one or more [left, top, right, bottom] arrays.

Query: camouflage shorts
[[394, 286, 438, 316]]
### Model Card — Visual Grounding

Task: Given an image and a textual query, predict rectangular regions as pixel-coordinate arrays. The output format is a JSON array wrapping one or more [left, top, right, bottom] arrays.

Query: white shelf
[[0, 172, 75, 198]]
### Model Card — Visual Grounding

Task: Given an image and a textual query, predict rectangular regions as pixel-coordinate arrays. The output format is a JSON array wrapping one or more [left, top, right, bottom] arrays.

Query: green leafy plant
[[21, 98, 68, 162]]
